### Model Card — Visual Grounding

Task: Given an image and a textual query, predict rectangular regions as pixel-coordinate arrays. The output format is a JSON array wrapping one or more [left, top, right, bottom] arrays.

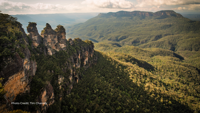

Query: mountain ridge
[[97, 10, 183, 18], [1, 11, 200, 113], [66, 10, 200, 52]]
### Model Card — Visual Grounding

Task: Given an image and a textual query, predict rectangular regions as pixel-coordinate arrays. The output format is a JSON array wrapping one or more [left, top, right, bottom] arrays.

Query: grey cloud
[[0, 1, 31, 12], [82, 0, 134, 9], [182, 1, 200, 5], [0, 1, 80, 14]]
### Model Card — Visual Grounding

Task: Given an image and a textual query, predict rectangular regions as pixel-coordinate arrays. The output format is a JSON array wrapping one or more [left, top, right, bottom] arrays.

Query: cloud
[[34, 3, 58, 10], [0, 0, 81, 14], [135, 0, 200, 11], [187, 4, 200, 10], [0, 0, 199, 14], [0, 0, 31, 11], [136, 0, 182, 7], [176, 7, 186, 10], [82, 0, 134, 9], [181, 1, 200, 5], [136, 0, 200, 7]]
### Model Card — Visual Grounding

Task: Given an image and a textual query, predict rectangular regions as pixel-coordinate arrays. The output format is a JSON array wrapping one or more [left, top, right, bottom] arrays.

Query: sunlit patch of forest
[[58, 50, 199, 113], [1, 11, 200, 113], [66, 13, 200, 52], [93, 43, 200, 112]]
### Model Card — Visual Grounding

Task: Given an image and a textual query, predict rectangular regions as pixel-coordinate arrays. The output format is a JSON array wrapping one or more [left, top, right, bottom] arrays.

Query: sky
[[0, 0, 200, 15]]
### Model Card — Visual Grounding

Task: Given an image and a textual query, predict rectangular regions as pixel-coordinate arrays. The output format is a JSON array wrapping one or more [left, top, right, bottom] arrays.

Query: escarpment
[[28, 23, 97, 113], [0, 18, 37, 112], [0, 16, 97, 113]]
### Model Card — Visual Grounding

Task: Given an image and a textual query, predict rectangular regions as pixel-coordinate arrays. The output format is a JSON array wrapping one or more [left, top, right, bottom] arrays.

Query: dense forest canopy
[[0, 11, 200, 113]]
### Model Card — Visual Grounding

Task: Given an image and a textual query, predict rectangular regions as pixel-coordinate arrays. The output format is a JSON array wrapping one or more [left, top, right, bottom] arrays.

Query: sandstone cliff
[[28, 23, 97, 113], [0, 14, 97, 113], [0, 18, 37, 112], [27, 22, 43, 48]]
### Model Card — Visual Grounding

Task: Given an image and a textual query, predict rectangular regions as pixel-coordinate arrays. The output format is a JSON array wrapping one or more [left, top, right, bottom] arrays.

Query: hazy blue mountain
[[182, 14, 200, 21], [12, 13, 98, 35]]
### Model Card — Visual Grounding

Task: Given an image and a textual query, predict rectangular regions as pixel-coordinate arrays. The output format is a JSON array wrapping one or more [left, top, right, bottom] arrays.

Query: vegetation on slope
[[64, 10, 200, 112], [1, 11, 200, 113], [95, 42, 200, 69], [95, 42, 183, 61], [59, 51, 197, 113], [176, 50, 200, 69], [0, 12, 26, 70], [94, 43, 200, 112], [0, 12, 34, 113], [66, 11, 200, 52], [14, 37, 94, 112]]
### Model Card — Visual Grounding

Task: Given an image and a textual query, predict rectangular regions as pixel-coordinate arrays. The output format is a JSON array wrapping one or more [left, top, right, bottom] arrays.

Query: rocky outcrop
[[28, 23, 68, 55], [1, 19, 97, 112], [37, 82, 54, 113], [0, 24, 37, 109], [27, 22, 42, 48], [27, 23, 96, 112]]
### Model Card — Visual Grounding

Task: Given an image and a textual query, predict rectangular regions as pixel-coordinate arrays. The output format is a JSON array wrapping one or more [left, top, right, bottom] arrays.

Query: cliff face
[[38, 82, 54, 112], [27, 22, 42, 48], [28, 23, 96, 113], [0, 15, 97, 112], [0, 21, 37, 110], [41, 23, 67, 55]]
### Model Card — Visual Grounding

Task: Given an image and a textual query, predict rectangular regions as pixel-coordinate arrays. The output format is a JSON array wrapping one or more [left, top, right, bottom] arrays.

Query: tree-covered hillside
[[0, 12, 27, 72], [61, 50, 199, 112], [65, 11, 200, 112], [1, 11, 200, 113], [93, 42, 200, 112], [66, 10, 200, 52]]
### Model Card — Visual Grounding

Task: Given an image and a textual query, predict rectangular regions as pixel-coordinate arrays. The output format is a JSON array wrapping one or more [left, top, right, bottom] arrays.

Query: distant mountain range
[[182, 14, 200, 21], [1, 11, 200, 113], [97, 10, 183, 18], [12, 13, 98, 34], [11, 12, 199, 35], [66, 10, 200, 52]]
